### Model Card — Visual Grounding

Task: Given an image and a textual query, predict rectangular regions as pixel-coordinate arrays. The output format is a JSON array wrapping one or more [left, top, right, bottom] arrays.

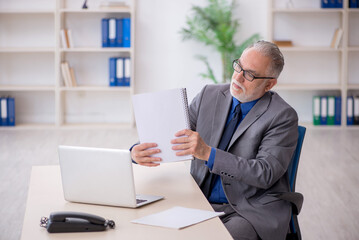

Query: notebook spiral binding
[[180, 88, 191, 130]]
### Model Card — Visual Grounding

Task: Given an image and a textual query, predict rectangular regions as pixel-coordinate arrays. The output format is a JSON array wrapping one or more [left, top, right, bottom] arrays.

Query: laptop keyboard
[[136, 199, 147, 204]]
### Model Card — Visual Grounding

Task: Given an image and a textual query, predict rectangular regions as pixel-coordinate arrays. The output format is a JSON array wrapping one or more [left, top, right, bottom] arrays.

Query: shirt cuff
[[130, 143, 139, 164], [205, 147, 216, 170]]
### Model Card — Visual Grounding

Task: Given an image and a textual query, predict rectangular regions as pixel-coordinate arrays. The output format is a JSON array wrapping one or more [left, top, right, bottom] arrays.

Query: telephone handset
[[40, 211, 115, 233]]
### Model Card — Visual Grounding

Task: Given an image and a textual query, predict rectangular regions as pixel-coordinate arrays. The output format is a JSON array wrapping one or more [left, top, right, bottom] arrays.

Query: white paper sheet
[[131, 206, 225, 229], [132, 88, 193, 163]]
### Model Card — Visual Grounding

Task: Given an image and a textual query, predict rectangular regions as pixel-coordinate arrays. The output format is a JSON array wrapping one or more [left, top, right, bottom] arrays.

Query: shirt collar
[[231, 97, 260, 116]]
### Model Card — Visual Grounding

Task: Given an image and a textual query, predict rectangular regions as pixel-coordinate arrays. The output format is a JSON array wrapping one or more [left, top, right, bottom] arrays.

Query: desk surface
[[21, 162, 232, 240]]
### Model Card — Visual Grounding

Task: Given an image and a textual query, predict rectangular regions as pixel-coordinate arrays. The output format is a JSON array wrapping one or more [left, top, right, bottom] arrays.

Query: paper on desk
[[131, 206, 225, 229]]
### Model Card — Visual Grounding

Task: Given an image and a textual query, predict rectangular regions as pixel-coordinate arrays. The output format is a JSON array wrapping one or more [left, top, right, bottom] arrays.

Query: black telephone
[[40, 211, 115, 233]]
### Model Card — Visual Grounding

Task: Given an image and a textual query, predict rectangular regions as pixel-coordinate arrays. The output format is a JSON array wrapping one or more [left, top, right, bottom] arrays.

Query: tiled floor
[[0, 128, 358, 240]]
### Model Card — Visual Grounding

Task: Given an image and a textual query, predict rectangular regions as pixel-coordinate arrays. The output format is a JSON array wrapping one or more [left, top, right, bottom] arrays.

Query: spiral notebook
[[132, 88, 193, 163]]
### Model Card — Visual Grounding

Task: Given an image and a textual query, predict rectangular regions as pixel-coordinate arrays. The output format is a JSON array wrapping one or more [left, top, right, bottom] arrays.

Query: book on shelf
[[70, 68, 77, 87], [124, 57, 130, 86], [60, 29, 67, 49], [327, 96, 335, 125], [132, 88, 193, 163], [109, 18, 117, 47], [330, 28, 343, 49], [273, 40, 293, 47], [116, 57, 124, 86], [320, 96, 328, 125], [60, 29, 74, 48], [334, 96, 341, 125], [109, 57, 118, 86], [102, 19, 109, 48], [0, 97, 8, 126], [122, 18, 131, 47], [67, 30, 74, 48], [313, 96, 320, 125], [116, 19, 123, 47], [0, 97, 15, 127], [102, 18, 130, 48], [347, 96, 354, 125], [354, 96, 359, 125]]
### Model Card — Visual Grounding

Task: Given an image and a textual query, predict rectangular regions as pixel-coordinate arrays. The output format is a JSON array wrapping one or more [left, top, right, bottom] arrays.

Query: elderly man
[[131, 41, 298, 240]]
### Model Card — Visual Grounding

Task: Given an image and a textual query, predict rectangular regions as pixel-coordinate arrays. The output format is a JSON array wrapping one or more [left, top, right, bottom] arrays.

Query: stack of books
[[61, 61, 77, 87], [102, 18, 131, 48], [109, 57, 130, 87], [0, 97, 15, 127], [273, 40, 293, 47], [99, 0, 128, 8]]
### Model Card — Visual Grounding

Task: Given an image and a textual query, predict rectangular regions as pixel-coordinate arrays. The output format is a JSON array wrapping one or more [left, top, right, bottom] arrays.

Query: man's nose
[[234, 70, 245, 82]]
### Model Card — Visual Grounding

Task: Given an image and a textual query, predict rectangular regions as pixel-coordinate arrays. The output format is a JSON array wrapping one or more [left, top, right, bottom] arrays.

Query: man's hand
[[131, 143, 162, 167], [171, 129, 211, 161]]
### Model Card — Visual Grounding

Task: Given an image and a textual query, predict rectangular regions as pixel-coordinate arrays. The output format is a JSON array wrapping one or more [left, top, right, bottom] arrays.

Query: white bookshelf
[[0, 0, 136, 129], [268, 0, 359, 128]]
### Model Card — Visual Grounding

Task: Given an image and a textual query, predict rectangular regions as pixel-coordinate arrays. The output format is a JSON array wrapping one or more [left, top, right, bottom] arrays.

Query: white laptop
[[58, 145, 164, 208]]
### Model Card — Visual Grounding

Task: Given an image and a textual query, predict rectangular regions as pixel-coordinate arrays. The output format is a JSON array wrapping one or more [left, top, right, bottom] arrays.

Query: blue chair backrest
[[288, 126, 306, 192]]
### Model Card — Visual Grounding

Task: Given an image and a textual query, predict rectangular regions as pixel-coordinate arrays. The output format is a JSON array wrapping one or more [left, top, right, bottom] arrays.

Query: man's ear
[[265, 78, 277, 92]]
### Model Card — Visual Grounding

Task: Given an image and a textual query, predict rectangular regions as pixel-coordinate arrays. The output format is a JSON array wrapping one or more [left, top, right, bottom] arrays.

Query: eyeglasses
[[232, 60, 275, 82]]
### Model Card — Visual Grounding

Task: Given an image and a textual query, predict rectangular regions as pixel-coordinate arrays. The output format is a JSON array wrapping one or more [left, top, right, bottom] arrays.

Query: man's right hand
[[131, 143, 162, 167]]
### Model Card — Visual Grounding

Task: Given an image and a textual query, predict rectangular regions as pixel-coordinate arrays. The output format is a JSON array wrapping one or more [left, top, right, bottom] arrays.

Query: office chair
[[270, 126, 306, 240]]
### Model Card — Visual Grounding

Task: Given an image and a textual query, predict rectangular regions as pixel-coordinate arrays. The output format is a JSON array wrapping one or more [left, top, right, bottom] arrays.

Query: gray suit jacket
[[189, 84, 298, 240]]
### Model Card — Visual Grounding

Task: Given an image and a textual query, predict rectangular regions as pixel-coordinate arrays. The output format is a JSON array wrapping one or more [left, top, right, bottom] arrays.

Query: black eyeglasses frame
[[232, 60, 275, 82]]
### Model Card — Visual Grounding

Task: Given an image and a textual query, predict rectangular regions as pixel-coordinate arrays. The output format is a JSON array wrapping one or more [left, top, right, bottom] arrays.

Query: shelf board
[[273, 84, 341, 90], [60, 122, 133, 129], [348, 47, 359, 51], [60, 48, 131, 53], [300, 122, 359, 129], [60, 86, 131, 92], [0, 123, 56, 130], [60, 8, 131, 14], [0, 47, 55, 53], [348, 9, 359, 13], [0, 86, 55, 91], [348, 84, 359, 90], [273, 8, 344, 13], [0, 9, 55, 14], [278, 46, 341, 52]]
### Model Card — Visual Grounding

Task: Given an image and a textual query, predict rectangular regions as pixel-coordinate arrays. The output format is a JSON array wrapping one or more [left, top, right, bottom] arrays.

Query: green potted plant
[[181, 0, 260, 83]]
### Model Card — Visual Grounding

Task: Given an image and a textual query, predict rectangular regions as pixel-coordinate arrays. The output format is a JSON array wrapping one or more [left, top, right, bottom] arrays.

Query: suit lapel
[[209, 87, 233, 148], [227, 91, 272, 149]]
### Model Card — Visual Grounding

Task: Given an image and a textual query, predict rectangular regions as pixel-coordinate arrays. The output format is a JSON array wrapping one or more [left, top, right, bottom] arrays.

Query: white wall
[[134, 0, 268, 101]]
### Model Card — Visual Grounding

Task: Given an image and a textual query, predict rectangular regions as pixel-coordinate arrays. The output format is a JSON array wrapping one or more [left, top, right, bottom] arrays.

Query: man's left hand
[[171, 129, 211, 161]]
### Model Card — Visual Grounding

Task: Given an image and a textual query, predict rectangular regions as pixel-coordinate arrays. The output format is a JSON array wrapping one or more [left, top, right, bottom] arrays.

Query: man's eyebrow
[[238, 59, 259, 75]]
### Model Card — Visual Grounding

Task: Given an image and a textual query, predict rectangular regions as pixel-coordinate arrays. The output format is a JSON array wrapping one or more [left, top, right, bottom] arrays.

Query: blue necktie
[[217, 103, 242, 151]]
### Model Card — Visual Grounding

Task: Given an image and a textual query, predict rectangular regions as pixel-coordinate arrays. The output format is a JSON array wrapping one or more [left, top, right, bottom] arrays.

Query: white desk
[[21, 162, 232, 239]]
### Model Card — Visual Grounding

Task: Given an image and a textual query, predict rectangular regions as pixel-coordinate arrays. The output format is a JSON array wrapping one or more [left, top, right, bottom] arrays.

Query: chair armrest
[[268, 192, 303, 215]]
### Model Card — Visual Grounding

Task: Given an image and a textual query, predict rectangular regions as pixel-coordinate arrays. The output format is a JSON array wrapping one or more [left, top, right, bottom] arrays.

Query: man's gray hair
[[244, 40, 284, 79]]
